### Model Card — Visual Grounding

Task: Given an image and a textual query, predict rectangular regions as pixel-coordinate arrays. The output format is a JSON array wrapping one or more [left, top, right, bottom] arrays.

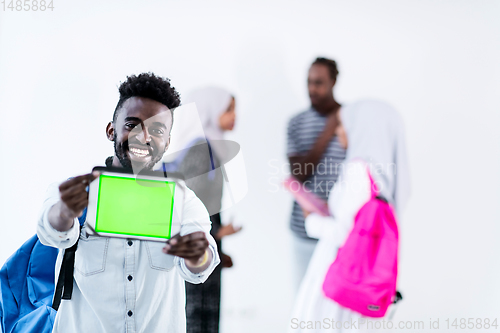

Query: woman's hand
[[216, 223, 242, 239], [221, 253, 233, 268], [301, 207, 311, 219]]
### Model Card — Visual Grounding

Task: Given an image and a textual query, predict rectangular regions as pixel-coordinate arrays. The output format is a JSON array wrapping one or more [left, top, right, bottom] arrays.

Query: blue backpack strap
[[78, 207, 87, 227]]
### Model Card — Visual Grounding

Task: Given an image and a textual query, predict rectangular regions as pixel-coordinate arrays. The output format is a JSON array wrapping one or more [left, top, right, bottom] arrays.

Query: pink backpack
[[322, 168, 400, 317]]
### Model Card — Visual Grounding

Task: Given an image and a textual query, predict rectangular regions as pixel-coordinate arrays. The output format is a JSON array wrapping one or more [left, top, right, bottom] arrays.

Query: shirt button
[[128, 275, 133, 281], [128, 310, 133, 317], [128, 240, 133, 246]]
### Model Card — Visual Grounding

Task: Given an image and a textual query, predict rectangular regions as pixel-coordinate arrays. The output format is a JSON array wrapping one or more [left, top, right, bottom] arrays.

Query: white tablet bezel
[[86, 170, 186, 242]]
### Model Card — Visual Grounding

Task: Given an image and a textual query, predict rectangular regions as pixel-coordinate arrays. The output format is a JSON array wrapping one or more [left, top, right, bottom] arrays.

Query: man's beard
[[113, 133, 163, 171], [310, 96, 327, 110]]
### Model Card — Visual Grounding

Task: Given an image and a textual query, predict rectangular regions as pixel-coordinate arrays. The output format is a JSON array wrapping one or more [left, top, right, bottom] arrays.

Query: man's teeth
[[130, 147, 149, 156]]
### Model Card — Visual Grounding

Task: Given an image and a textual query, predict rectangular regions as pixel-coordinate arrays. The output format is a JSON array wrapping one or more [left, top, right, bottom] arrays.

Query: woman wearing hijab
[[289, 100, 411, 332], [162, 87, 241, 333]]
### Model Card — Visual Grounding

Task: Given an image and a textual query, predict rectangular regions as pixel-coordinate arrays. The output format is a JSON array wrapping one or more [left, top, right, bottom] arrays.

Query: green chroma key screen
[[95, 174, 175, 239]]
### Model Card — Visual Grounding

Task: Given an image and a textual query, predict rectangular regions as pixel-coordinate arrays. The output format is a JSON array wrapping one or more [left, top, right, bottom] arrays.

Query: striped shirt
[[286, 107, 346, 239]]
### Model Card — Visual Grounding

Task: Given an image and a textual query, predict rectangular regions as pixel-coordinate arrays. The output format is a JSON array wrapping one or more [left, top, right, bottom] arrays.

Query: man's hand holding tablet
[[163, 232, 212, 273], [48, 172, 100, 232]]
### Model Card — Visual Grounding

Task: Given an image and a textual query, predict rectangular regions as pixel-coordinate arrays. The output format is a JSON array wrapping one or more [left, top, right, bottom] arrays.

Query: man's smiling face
[[106, 96, 173, 171]]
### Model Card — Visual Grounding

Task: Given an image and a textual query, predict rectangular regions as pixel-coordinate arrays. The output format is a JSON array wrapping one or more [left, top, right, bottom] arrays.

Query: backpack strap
[[52, 207, 87, 311], [206, 139, 217, 181], [366, 166, 392, 203], [365, 166, 379, 198], [393, 290, 403, 303], [387, 290, 403, 320], [51, 224, 81, 311]]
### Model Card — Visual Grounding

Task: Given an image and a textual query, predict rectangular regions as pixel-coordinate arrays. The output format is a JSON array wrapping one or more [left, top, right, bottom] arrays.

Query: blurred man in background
[[286, 57, 346, 290]]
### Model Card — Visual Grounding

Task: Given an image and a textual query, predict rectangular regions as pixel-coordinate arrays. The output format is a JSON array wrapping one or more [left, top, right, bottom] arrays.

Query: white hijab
[[165, 86, 233, 161], [341, 100, 411, 216]]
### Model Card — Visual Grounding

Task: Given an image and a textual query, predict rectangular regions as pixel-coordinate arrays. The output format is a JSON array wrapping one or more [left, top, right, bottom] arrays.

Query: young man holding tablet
[[37, 73, 220, 333]]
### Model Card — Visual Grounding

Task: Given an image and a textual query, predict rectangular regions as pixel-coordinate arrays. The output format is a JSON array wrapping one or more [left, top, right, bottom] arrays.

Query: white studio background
[[1, 1, 499, 332]]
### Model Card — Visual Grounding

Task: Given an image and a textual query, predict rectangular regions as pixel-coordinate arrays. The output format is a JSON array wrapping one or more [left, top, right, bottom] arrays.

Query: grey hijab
[[341, 100, 411, 216]]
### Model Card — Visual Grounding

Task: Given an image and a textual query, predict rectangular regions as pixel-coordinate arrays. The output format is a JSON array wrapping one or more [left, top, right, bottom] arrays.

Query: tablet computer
[[86, 167, 186, 242]]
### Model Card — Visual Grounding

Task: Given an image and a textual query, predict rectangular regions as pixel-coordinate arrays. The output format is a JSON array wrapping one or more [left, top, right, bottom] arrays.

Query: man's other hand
[[162, 231, 209, 265]]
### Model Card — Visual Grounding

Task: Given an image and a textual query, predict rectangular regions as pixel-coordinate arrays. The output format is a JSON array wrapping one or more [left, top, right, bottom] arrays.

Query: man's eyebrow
[[124, 117, 142, 123], [124, 117, 167, 129], [151, 121, 167, 129]]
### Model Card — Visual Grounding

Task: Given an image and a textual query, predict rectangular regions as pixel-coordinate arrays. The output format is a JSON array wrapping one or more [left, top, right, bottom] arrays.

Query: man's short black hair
[[312, 57, 339, 81], [113, 72, 181, 123]]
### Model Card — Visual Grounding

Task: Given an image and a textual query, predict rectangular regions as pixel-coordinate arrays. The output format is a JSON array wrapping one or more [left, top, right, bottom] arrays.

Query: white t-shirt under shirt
[[287, 107, 346, 239]]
